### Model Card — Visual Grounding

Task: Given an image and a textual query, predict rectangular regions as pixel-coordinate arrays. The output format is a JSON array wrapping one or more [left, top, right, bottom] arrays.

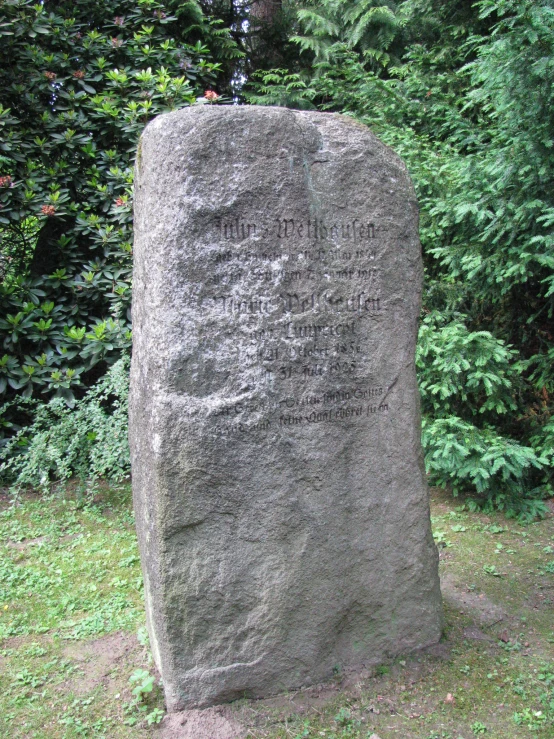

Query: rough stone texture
[[129, 105, 442, 711]]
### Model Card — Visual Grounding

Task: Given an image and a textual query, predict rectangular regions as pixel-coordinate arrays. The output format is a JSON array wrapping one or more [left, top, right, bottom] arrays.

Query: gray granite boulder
[[130, 105, 442, 711]]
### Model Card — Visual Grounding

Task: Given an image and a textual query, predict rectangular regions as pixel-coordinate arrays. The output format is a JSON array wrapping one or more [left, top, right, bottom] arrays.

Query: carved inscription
[[205, 215, 391, 434], [210, 294, 380, 315], [218, 218, 377, 242]]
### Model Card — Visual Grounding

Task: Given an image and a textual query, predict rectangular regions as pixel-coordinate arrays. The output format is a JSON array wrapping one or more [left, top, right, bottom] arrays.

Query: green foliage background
[[0, 0, 239, 475], [245, 0, 554, 518], [1, 0, 553, 518]]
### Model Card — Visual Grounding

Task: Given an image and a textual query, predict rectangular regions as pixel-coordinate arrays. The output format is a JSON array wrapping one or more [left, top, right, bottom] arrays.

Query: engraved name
[[211, 293, 381, 315], [217, 218, 376, 242]]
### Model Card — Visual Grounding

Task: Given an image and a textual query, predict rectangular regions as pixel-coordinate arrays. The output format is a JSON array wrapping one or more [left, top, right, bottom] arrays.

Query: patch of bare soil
[[63, 631, 140, 695], [6, 536, 49, 551], [1, 634, 32, 651], [530, 583, 554, 610], [440, 572, 506, 626], [462, 626, 495, 642], [160, 706, 247, 739]]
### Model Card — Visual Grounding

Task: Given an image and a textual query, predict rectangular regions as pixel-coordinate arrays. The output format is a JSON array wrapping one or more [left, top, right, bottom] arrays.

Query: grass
[[0, 484, 160, 738], [0, 485, 553, 738]]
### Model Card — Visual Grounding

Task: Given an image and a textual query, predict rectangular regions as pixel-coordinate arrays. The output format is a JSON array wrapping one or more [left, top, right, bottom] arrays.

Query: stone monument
[[129, 105, 442, 711]]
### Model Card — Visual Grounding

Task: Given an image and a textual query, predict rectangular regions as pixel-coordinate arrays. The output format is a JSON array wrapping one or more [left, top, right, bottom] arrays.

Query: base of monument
[[160, 625, 443, 712]]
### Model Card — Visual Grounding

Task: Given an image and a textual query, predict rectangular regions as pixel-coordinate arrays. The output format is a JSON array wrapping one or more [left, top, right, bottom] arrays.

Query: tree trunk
[[250, 0, 281, 25]]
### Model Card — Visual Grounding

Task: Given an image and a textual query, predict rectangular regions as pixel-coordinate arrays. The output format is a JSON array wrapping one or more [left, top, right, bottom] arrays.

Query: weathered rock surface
[[130, 105, 442, 711]]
